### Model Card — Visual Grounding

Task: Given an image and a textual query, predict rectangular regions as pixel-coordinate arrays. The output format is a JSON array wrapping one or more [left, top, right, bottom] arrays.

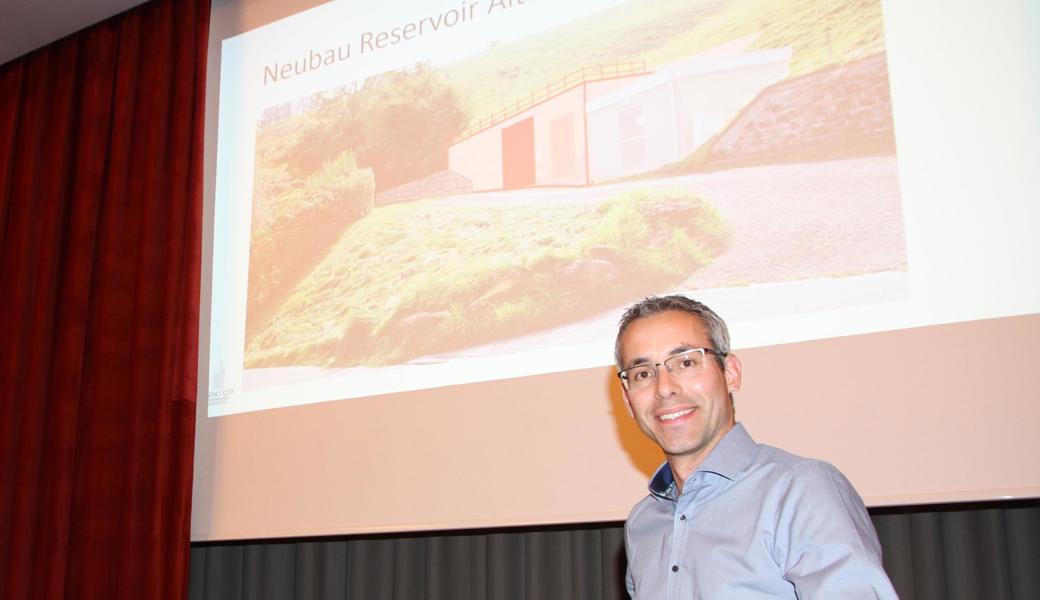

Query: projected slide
[[209, 0, 906, 415]]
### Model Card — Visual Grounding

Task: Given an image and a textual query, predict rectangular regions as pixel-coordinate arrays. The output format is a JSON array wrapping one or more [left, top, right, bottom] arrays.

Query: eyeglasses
[[617, 348, 725, 391]]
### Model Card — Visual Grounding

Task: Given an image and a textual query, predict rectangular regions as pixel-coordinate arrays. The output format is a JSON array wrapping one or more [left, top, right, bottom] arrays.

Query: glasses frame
[[617, 348, 726, 391]]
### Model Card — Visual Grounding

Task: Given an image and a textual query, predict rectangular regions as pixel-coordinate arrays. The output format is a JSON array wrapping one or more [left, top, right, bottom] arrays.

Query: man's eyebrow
[[624, 356, 651, 369], [624, 345, 697, 368], [669, 344, 696, 356]]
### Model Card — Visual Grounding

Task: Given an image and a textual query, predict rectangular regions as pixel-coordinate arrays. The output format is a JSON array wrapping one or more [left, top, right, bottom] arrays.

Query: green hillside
[[444, 0, 886, 128]]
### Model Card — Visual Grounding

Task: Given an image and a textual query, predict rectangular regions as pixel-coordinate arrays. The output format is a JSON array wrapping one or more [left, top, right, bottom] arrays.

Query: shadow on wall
[[604, 367, 662, 480]]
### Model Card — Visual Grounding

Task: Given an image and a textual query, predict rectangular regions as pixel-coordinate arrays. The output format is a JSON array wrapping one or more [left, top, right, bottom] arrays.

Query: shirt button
[[671, 565, 679, 573], [679, 515, 686, 521]]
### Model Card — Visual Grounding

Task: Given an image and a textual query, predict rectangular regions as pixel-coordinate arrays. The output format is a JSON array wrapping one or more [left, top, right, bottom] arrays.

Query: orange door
[[502, 117, 535, 189]]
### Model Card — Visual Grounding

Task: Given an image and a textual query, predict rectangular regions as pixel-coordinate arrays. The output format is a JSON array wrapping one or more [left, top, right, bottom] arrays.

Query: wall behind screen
[[193, 0, 1040, 540]]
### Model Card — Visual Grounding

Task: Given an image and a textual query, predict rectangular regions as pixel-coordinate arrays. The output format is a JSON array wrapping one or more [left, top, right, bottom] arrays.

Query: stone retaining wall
[[375, 170, 474, 205], [703, 53, 896, 168]]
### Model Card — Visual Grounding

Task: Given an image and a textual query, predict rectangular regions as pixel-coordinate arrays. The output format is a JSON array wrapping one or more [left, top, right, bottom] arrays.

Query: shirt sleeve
[[771, 460, 899, 599], [624, 521, 637, 598]]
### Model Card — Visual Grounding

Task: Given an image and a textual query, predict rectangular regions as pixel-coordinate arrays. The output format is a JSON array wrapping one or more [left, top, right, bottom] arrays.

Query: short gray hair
[[614, 295, 731, 370]]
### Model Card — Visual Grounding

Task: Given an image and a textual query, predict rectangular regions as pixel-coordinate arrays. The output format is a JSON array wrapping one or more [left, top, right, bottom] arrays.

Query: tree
[[352, 64, 469, 192]]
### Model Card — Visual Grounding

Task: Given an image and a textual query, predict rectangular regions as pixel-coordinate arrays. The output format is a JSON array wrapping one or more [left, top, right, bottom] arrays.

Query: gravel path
[[438, 155, 906, 288], [668, 156, 906, 289]]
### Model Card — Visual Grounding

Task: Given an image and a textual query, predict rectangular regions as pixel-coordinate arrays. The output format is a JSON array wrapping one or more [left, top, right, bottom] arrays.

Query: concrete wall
[[587, 52, 791, 182]]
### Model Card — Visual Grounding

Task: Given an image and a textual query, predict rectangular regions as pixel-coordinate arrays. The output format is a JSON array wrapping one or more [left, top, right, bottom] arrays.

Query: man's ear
[[724, 353, 742, 393]]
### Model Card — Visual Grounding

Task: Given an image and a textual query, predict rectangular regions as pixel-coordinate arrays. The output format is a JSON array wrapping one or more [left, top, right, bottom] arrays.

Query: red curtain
[[0, 0, 209, 597]]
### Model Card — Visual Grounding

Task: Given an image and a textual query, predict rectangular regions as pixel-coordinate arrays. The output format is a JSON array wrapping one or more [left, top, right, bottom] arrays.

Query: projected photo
[[210, 0, 907, 414]]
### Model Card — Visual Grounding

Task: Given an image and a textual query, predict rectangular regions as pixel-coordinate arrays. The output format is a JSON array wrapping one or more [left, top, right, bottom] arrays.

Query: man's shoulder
[[750, 441, 842, 477], [746, 442, 865, 512], [740, 442, 859, 498], [708, 423, 838, 482]]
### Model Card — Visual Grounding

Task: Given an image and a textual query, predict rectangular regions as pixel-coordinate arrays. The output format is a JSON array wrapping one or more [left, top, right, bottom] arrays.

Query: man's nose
[[654, 365, 681, 398]]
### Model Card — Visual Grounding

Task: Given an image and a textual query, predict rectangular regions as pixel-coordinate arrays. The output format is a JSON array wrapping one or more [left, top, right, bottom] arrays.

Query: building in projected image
[[448, 35, 791, 191]]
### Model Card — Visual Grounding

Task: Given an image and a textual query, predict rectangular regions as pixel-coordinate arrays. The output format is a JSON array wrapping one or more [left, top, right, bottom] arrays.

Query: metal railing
[[455, 60, 648, 142]]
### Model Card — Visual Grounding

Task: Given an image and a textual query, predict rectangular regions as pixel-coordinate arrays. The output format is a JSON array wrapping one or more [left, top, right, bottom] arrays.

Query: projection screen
[[193, 0, 1040, 540]]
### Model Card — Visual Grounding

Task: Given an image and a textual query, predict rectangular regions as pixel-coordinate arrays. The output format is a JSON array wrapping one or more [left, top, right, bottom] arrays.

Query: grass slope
[[245, 189, 727, 368]]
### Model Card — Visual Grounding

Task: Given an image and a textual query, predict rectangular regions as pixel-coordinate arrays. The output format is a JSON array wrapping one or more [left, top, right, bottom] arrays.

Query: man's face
[[618, 310, 742, 464]]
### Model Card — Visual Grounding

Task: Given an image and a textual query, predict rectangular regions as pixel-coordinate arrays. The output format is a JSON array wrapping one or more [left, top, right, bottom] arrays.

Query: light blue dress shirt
[[625, 423, 898, 599]]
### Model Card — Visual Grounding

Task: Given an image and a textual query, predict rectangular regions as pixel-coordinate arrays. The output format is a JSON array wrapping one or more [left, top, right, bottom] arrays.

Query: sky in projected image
[[209, 0, 908, 416]]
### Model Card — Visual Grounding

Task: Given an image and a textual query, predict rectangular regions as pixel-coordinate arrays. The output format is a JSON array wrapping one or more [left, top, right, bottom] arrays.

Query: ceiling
[[1, 0, 148, 66]]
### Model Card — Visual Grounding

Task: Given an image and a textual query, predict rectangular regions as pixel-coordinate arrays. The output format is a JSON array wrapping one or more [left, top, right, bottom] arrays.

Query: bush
[[245, 151, 375, 338]]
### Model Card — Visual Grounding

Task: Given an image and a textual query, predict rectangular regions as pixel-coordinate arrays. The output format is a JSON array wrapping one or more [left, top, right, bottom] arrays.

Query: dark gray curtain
[[874, 501, 1040, 600], [189, 500, 1040, 599]]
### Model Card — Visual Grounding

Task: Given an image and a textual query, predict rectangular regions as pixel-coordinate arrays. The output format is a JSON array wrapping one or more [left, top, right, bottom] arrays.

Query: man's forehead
[[619, 311, 709, 362]]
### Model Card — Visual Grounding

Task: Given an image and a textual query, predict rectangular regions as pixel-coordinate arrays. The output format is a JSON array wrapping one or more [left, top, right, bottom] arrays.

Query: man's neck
[[667, 454, 704, 495], [667, 423, 735, 494]]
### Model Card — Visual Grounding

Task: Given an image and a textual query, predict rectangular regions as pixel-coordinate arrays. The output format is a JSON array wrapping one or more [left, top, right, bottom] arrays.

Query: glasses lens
[[664, 349, 706, 375], [625, 365, 656, 389]]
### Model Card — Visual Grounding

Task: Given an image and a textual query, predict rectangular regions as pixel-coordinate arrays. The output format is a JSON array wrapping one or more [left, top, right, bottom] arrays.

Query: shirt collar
[[647, 422, 757, 499]]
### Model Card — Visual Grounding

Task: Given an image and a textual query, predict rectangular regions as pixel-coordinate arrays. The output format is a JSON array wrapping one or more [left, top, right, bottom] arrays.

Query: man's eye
[[632, 368, 652, 381], [671, 357, 693, 371], [672, 353, 702, 371]]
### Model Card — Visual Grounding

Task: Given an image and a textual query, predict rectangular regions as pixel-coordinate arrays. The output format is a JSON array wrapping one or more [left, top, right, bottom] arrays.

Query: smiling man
[[616, 295, 897, 599]]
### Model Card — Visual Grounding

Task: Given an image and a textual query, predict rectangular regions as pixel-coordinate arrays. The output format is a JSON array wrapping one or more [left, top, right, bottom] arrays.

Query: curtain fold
[[0, 0, 209, 598], [189, 503, 1040, 600]]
